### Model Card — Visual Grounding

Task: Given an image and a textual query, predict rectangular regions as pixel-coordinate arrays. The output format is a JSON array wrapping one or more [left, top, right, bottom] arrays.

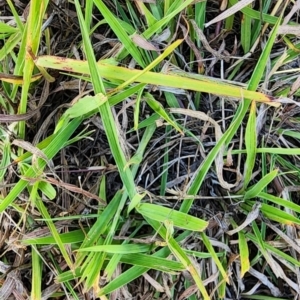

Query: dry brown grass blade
[[278, 25, 300, 35], [12, 140, 49, 163], [227, 203, 261, 235], [204, 0, 255, 27], [0, 109, 40, 123], [44, 176, 106, 205], [247, 267, 282, 297]]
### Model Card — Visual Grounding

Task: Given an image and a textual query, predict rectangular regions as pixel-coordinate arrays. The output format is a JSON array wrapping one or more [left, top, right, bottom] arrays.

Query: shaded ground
[[1, 0, 300, 299]]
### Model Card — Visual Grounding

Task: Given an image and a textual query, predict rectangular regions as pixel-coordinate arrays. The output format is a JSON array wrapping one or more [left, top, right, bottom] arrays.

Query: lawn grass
[[1, 0, 300, 299]]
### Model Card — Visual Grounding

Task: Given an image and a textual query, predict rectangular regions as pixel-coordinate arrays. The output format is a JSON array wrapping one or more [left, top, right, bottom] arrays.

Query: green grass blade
[[116, 253, 185, 272], [259, 192, 300, 214], [137, 203, 208, 231], [145, 93, 183, 134], [31, 247, 42, 299], [241, 10, 252, 53], [244, 169, 278, 200], [74, 0, 137, 201], [243, 101, 257, 189], [78, 244, 153, 254], [94, 0, 145, 67]]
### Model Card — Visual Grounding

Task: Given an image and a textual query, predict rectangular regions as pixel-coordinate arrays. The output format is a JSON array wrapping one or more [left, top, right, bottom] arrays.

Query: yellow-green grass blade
[[238, 229, 250, 277], [146, 217, 210, 300], [0, 117, 82, 212], [111, 38, 183, 95], [18, 0, 49, 140], [225, 1, 235, 30], [36, 195, 74, 269], [97, 231, 191, 296], [195, 0, 206, 33], [200, 232, 229, 283], [23, 229, 87, 245], [35, 55, 279, 106], [29, 181, 39, 209], [31, 247, 42, 299], [127, 192, 146, 215], [38, 181, 56, 200], [260, 204, 300, 226], [243, 101, 257, 189], [9, 23, 30, 101], [0, 21, 18, 36], [64, 94, 108, 118], [84, 0, 93, 29], [137, 203, 208, 232], [168, 241, 210, 300], [138, 3, 157, 27], [145, 93, 183, 134], [217, 254, 228, 299]]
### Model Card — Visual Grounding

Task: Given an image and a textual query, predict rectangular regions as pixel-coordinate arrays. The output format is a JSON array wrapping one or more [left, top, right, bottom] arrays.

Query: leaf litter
[[1, 0, 300, 299]]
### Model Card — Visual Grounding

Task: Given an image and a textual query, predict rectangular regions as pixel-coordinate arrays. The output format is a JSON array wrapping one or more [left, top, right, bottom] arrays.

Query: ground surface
[[1, 0, 300, 299]]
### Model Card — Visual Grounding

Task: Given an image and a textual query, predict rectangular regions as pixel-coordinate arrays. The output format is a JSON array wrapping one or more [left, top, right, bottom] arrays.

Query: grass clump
[[1, 0, 300, 299]]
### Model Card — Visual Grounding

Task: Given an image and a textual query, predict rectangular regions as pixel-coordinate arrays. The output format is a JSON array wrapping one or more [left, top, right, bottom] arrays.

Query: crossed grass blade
[[74, 0, 138, 212], [137, 203, 208, 232], [145, 217, 210, 300], [229, 0, 284, 24], [17, 0, 49, 141], [0, 117, 82, 212], [244, 169, 278, 200], [70, 125, 156, 291], [0, 32, 21, 62], [34, 55, 279, 105], [6, 0, 24, 31], [111, 253, 185, 273], [142, 0, 195, 39]]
